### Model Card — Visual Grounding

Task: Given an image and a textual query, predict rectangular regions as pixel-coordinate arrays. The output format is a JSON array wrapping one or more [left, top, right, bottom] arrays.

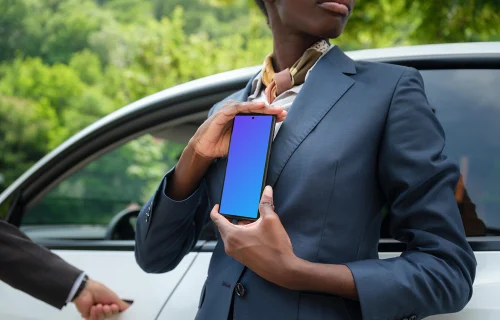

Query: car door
[[421, 67, 500, 319], [0, 132, 200, 320], [379, 67, 500, 319]]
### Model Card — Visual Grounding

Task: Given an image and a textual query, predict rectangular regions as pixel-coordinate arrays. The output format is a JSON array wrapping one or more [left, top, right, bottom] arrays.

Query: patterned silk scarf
[[261, 40, 331, 103]]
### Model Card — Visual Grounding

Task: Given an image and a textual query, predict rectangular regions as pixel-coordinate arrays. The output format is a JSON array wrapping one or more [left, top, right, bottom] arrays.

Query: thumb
[[210, 204, 234, 237], [259, 186, 275, 218]]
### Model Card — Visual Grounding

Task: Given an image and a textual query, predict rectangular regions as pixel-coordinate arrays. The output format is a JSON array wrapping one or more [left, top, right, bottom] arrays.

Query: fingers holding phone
[[168, 102, 285, 201], [189, 101, 286, 160]]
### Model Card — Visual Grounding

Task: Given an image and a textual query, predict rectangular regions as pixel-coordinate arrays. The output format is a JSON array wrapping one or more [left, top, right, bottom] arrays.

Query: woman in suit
[[135, 1, 476, 319]]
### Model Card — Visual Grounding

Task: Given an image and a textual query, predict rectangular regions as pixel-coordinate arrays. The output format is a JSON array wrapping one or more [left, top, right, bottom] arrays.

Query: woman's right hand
[[167, 101, 285, 200], [188, 101, 287, 160]]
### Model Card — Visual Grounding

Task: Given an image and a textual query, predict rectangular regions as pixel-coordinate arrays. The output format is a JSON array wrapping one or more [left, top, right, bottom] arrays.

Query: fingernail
[[264, 185, 272, 195]]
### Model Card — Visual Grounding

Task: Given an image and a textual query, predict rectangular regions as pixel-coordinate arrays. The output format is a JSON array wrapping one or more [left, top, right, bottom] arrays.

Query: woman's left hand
[[210, 186, 298, 288]]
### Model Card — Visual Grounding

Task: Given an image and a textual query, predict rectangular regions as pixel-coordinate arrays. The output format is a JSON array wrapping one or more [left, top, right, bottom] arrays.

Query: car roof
[[346, 42, 500, 61], [1, 42, 499, 204]]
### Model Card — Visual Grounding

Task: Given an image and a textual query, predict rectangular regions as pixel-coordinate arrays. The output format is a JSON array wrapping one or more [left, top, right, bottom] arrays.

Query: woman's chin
[[312, 25, 346, 40]]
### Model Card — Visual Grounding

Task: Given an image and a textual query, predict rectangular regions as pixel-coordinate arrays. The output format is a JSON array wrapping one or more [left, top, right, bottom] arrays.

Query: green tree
[[68, 50, 103, 86], [0, 0, 29, 61], [0, 57, 85, 119], [101, 0, 153, 24], [39, 0, 111, 64], [0, 95, 63, 187]]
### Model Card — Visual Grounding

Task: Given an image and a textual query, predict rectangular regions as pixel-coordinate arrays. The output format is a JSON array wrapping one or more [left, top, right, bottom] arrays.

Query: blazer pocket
[[198, 280, 207, 309], [298, 292, 351, 320]]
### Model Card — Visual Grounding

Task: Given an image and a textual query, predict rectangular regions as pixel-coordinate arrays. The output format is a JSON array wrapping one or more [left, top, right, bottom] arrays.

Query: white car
[[0, 42, 499, 320]]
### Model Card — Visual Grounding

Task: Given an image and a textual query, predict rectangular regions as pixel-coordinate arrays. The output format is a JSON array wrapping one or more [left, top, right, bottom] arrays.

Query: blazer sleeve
[[134, 170, 211, 273], [345, 68, 476, 320], [134, 102, 227, 273], [0, 219, 82, 309]]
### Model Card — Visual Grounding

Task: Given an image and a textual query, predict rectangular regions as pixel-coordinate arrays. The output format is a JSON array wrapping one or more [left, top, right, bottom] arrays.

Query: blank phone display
[[220, 115, 274, 219]]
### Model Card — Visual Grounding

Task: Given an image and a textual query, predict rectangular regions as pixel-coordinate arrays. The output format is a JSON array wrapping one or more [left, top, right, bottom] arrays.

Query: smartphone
[[219, 114, 276, 221]]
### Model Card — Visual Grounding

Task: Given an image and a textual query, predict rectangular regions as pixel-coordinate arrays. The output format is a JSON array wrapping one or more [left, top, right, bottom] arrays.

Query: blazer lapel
[[222, 72, 258, 106], [267, 46, 357, 187], [236, 75, 256, 101]]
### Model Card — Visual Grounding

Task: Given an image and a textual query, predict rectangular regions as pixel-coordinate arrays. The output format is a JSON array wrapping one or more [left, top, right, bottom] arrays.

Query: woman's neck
[[270, 26, 322, 72]]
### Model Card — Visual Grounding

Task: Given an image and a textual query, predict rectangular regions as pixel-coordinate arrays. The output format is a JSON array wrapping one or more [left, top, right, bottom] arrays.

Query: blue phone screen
[[220, 115, 274, 219]]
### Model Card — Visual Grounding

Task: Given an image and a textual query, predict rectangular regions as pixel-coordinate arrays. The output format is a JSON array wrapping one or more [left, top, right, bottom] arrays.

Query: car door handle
[[123, 299, 134, 306]]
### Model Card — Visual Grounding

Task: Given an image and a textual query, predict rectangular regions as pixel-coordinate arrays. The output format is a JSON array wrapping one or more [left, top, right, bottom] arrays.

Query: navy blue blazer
[[135, 47, 476, 320]]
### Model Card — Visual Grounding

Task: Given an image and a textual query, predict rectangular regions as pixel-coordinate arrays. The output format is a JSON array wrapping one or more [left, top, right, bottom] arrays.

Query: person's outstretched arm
[[0, 218, 82, 308], [0, 219, 128, 319]]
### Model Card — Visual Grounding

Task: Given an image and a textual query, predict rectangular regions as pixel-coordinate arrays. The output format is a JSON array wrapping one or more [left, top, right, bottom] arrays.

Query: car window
[[21, 134, 188, 240], [381, 69, 500, 238]]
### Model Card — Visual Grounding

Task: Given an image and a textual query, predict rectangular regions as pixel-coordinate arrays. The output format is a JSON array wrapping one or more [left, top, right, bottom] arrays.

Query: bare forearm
[[285, 258, 359, 300], [165, 143, 213, 200]]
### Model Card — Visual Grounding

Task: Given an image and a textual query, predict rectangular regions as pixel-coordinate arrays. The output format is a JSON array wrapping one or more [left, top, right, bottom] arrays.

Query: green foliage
[[336, 0, 500, 49], [0, 0, 29, 61], [69, 50, 103, 85], [0, 95, 63, 187], [411, 0, 500, 43], [101, 0, 152, 24], [0, 57, 85, 117], [0, 0, 499, 224], [40, 0, 110, 64]]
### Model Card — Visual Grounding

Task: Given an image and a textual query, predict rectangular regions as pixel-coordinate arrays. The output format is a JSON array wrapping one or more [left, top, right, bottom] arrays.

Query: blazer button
[[235, 283, 245, 297]]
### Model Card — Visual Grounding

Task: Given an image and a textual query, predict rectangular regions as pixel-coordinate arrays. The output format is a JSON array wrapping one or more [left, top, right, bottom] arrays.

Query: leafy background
[[0, 0, 499, 224]]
